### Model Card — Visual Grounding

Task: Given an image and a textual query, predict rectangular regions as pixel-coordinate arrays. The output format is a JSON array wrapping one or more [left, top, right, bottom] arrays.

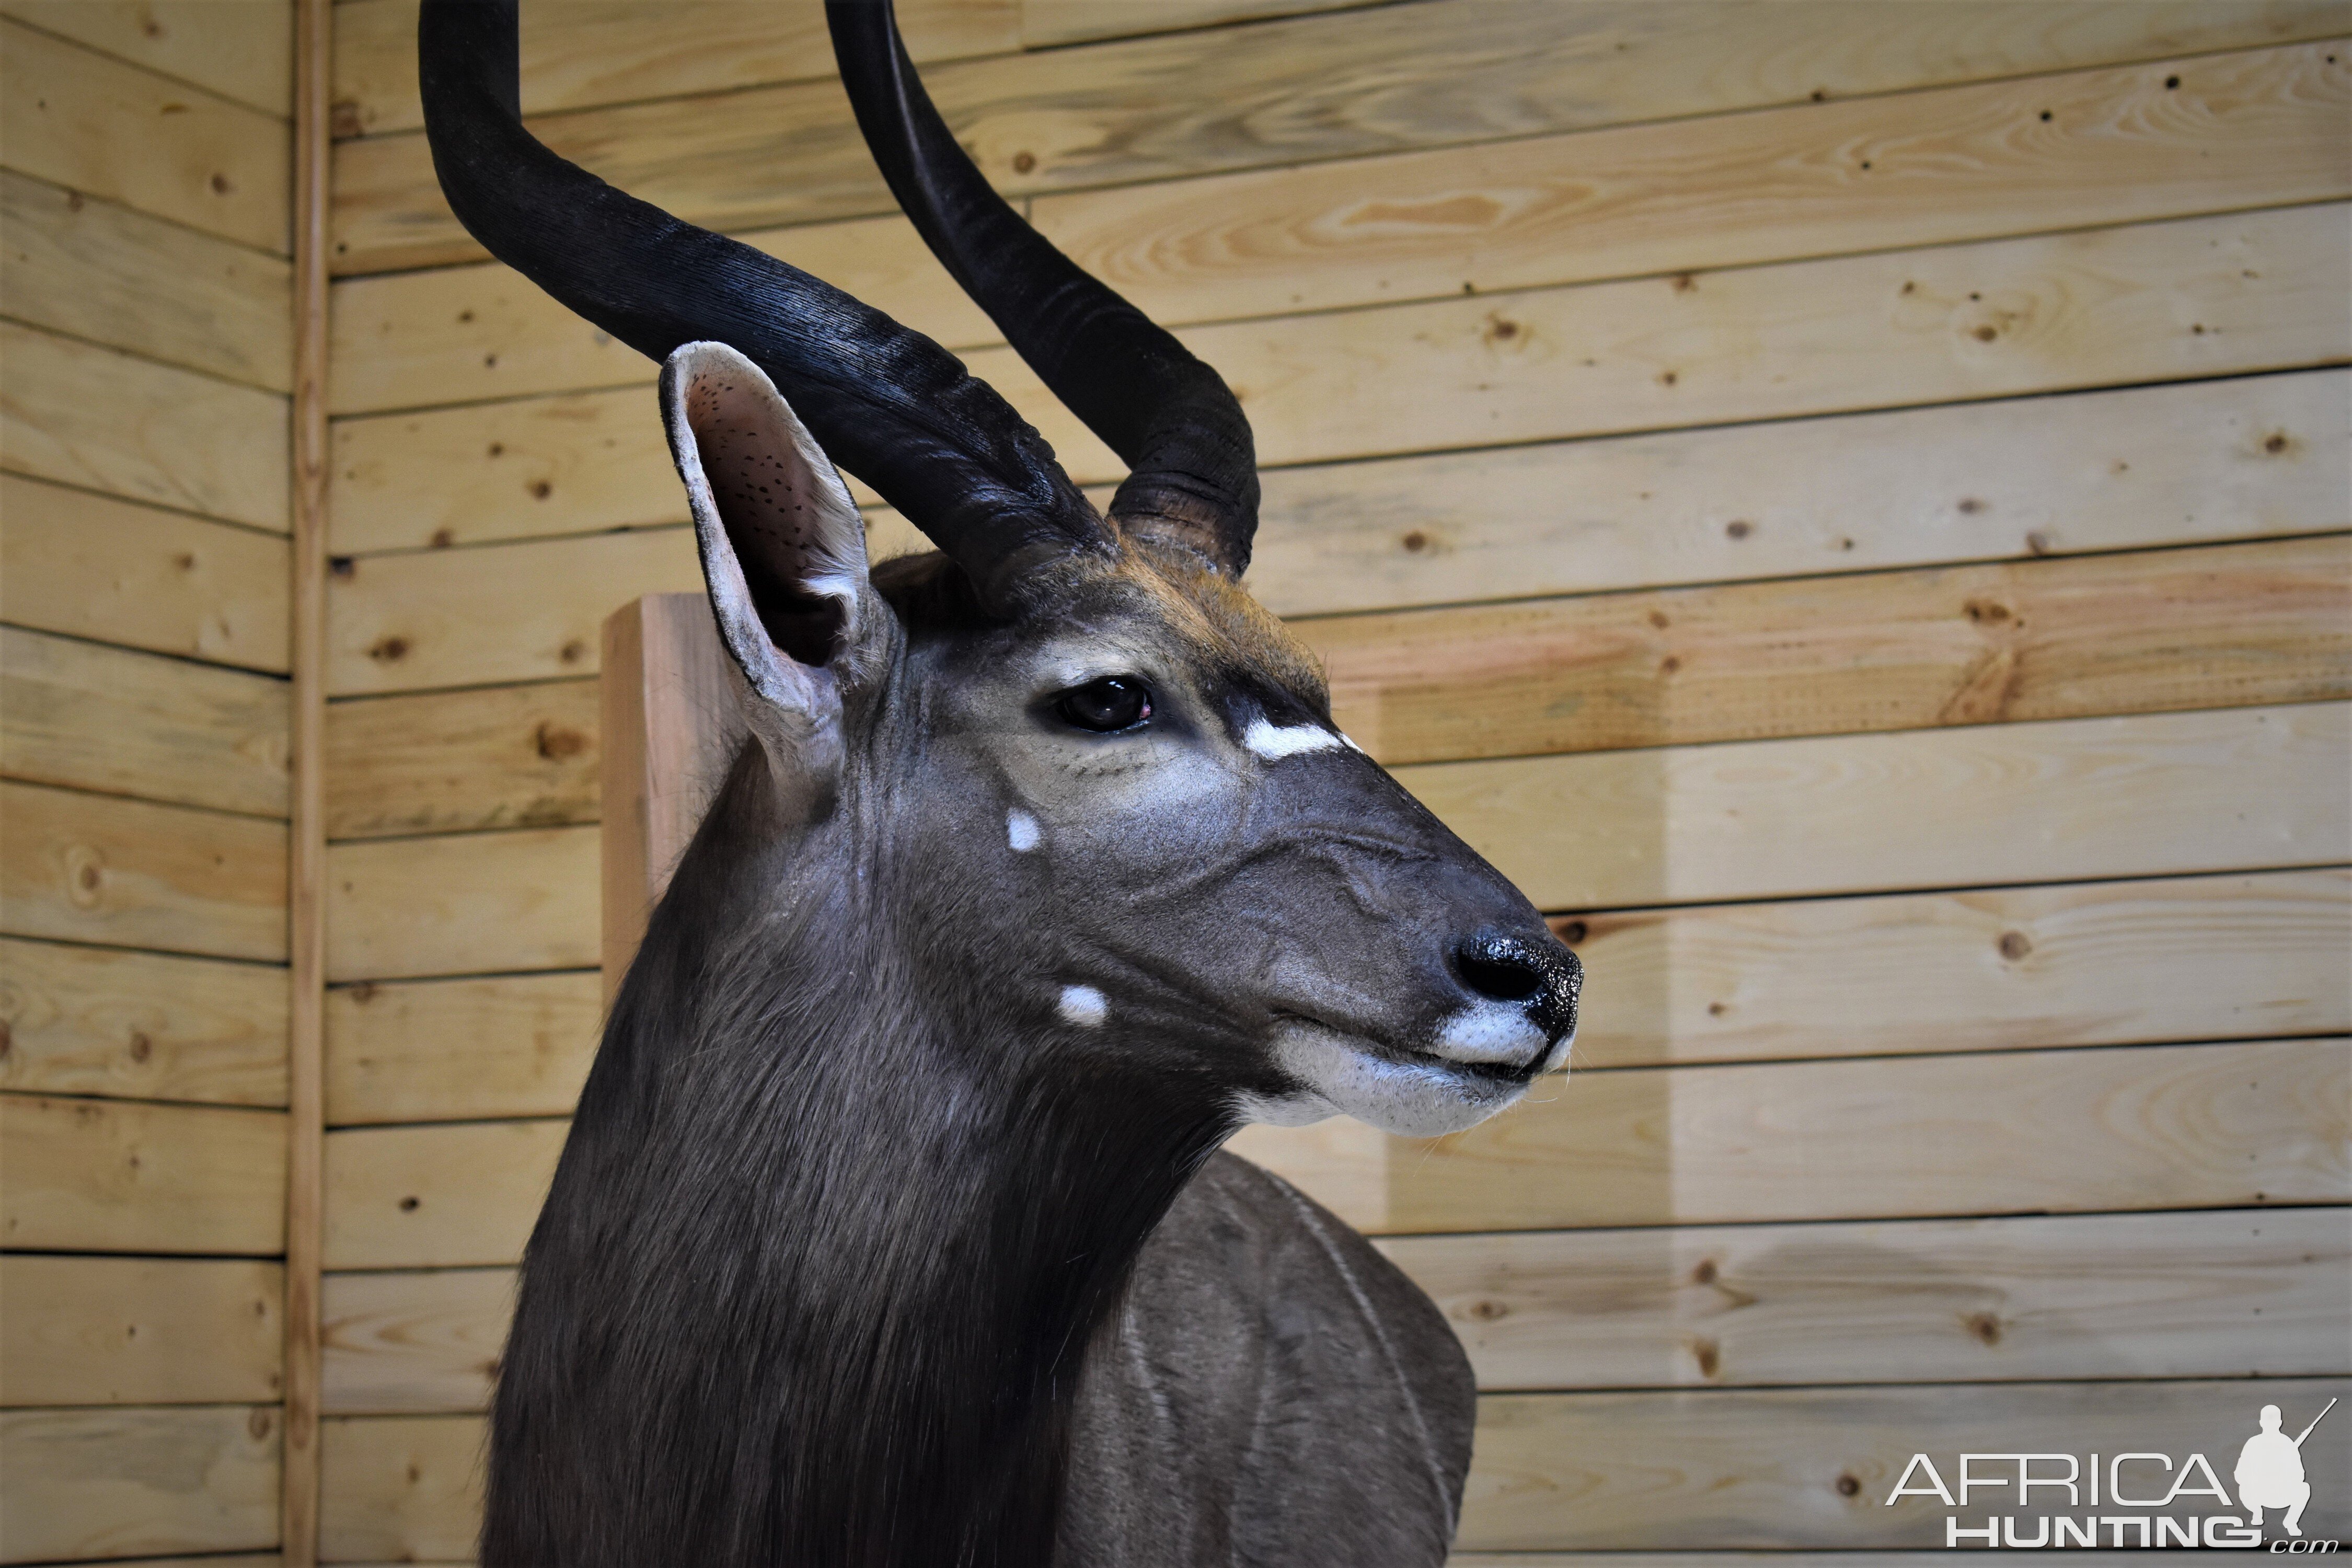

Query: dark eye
[[1054, 675, 1152, 733]]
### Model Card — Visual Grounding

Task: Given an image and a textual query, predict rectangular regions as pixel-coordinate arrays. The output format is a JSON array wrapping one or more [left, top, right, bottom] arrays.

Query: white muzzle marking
[[1431, 1000, 1549, 1068], [1243, 718, 1346, 761]]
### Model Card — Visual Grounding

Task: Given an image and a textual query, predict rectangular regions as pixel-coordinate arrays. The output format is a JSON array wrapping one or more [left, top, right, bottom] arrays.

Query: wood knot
[[348, 981, 378, 1004], [1972, 324, 1998, 342], [1659, 655, 1680, 675], [559, 639, 587, 664], [1481, 313, 1521, 345], [1998, 930, 2032, 961], [1647, 610, 1669, 630], [1011, 151, 1037, 174], [2263, 432, 2293, 455], [398, 1196, 421, 1212], [1957, 497, 1986, 514], [1690, 1336, 1721, 1378], [127, 1032, 152, 1064], [534, 722, 589, 761], [1692, 1258, 1718, 1285], [248, 1409, 273, 1440], [1670, 272, 1697, 294], [1554, 919, 1587, 944], [1708, 1000, 1726, 1016], [1466, 1299, 1509, 1322], [330, 100, 363, 139], [330, 556, 355, 579], [1836, 1472, 1861, 1497], [429, 528, 455, 548], [1724, 519, 1751, 539], [1657, 369, 1678, 386], [0, 1019, 12, 1058], [529, 480, 553, 500], [1963, 599, 2011, 625], [1400, 530, 1429, 554], [487, 443, 504, 458], [2024, 531, 2052, 557], [368, 636, 409, 663], [209, 172, 232, 195], [1964, 1311, 2003, 1345]]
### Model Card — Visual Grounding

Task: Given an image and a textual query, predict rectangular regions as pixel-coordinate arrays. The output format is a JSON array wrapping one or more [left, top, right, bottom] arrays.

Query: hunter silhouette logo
[[2240, 1399, 2333, 1540], [1888, 1395, 2338, 1550]]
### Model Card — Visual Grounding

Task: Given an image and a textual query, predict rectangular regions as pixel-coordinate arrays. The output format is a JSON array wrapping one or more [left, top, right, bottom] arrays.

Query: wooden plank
[[325, 971, 597, 1125], [0, 169, 293, 391], [1451, 1558, 2216, 1567], [1309, 535, 2352, 766], [1035, 38, 2352, 327], [1247, 367, 2351, 618], [1398, 702, 2352, 913], [1557, 868, 2352, 1071], [1005, 203, 2352, 483], [0, 323, 290, 532], [324, 679, 597, 840], [327, 215, 991, 418], [1384, 1206, 2350, 1392], [322, 1118, 564, 1269], [599, 595, 739, 999], [2, 477, 291, 671], [1, 1255, 285, 1405], [1, 627, 291, 818], [326, 0, 2346, 275], [1022, 0, 1368, 48], [331, 0, 1019, 139], [324, 526, 701, 696], [1235, 1037, 2348, 1236], [1459, 1377, 2349, 1550], [0, 936, 289, 1106], [317, 1413, 478, 1564], [323, 825, 596, 982], [0, 781, 290, 961], [2, 0, 294, 116], [0, 1092, 287, 1253], [327, 363, 2346, 609], [0, 16, 289, 251], [321, 1267, 510, 1415], [0, 1404, 281, 1563]]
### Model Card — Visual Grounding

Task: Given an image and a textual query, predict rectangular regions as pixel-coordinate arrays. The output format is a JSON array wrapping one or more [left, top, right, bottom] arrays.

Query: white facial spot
[[1243, 717, 1345, 761], [1057, 984, 1108, 1028], [1431, 1000, 1549, 1068], [1007, 809, 1041, 852]]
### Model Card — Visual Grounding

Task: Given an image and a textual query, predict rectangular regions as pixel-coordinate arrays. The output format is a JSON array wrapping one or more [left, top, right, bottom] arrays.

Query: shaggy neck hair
[[481, 713, 1230, 1567]]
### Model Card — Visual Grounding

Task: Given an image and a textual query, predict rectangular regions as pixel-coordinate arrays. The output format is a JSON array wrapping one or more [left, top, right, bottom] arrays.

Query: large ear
[[660, 342, 874, 786]]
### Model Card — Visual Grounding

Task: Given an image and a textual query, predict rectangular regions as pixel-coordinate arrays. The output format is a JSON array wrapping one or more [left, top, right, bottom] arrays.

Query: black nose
[[1452, 930, 1582, 1038]]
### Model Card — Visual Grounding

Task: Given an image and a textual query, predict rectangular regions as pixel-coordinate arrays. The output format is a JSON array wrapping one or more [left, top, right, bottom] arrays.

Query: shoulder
[[1060, 1150, 1475, 1566]]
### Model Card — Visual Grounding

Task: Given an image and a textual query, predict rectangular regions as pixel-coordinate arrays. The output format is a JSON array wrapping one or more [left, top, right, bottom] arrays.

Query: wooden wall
[[307, 0, 2349, 1560], [0, 3, 296, 1564]]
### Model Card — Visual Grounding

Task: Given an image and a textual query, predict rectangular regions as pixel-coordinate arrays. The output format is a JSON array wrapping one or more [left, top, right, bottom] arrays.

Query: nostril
[[1455, 942, 1545, 1004]]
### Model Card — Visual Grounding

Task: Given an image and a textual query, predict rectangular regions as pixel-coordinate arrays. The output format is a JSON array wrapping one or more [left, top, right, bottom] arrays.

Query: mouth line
[[1268, 1009, 1544, 1090]]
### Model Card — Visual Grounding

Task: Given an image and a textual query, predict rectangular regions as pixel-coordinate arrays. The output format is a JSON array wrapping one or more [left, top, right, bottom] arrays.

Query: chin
[[1232, 1019, 1546, 1138]]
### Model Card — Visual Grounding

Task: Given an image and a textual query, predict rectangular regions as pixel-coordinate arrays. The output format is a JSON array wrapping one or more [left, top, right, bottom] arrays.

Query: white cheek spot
[[1243, 717, 1345, 761], [1057, 984, 1108, 1028], [1007, 809, 1041, 852]]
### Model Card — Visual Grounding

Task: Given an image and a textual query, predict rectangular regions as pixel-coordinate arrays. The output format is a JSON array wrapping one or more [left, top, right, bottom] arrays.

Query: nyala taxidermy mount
[[418, 1, 1582, 1562]]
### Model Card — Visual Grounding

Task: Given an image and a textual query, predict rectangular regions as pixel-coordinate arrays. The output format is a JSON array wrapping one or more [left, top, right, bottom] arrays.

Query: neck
[[484, 784, 1225, 1567]]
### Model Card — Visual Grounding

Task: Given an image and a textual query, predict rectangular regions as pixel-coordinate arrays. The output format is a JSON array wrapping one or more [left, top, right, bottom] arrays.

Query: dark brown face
[[863, 547, 1581, 1137], [662, 342, 1576, 1138]]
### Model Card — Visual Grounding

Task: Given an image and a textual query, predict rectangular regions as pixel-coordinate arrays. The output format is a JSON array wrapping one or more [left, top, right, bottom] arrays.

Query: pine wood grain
[[326, 0, 2345, 274], [0, 1092, 287, 1253], [331, 0, 1019, 139], [0, 323, 290, 532], [0, 781, 290, 961], [317, 1413, 478, 1563], [323, 826, 595, 982], [2, 477, 291, 672], [327, 215, 994, 418], [1008, 203, 2352, 482], [310, 1205, 2349, 1415], [1021, 0, 1368, 47], [1035, 39, 2352, 327], [1309, 535, 2352, 766], [325, 971, 597, 1125], [1, 1, 295, 116], [1247, 368, 2349, 618], [1557, 868, 2352, 1071], [324, 679, 597, 840], [1, 628, 291, 818], [1385, 1206, 2350, 1392], [1458, 1377, 2348, 1550], [0, 1404, 281, 1563], [1, 1255, 285, 1405], [1, 169, 293, 391], [0, 16, 290, 252], [322, 1118, 566, 1269], [325, 526, 701, 696], [0, 936, 289, 1106], [321, 1267, 510, 1415], [1398, 702, 2351, 913], [1237, 1037, 2348, 1236]]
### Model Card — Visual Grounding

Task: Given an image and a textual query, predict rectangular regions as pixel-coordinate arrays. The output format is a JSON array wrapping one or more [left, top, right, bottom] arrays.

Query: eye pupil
[[1057, 676, 1151, 732]]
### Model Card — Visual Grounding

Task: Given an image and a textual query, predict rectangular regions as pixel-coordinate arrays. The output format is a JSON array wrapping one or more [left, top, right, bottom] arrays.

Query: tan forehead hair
[[1109, 542, 1328, 705]]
